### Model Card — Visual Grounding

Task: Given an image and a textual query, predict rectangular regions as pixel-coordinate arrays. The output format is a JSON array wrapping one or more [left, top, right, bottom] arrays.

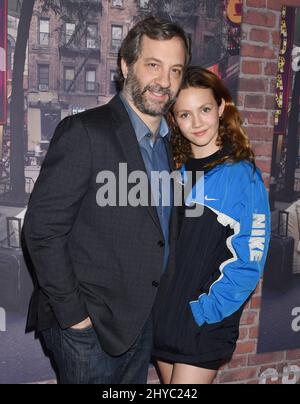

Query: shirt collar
[[119, 92, 170, 143]]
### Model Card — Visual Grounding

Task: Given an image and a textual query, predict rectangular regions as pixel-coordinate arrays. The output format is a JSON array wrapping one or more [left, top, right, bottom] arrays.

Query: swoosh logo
[[205, 195, 219, 202]]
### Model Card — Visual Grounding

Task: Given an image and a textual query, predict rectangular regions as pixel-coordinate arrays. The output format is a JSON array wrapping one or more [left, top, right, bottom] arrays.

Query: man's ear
[[121, 59, 129, 80]]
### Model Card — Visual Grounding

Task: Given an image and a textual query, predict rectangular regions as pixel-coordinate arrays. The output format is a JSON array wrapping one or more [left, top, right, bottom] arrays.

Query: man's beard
[[125, 67, 177, 117]]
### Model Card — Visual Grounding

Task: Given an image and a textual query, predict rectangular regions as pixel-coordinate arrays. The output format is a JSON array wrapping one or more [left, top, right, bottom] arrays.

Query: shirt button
[[152, 281, 159, 288], [158, 240, 165, 248]]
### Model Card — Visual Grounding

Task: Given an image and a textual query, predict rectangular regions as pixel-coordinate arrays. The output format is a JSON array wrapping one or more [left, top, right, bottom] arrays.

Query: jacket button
[[158, 240, 165, 248], [152, 281, 159, 288]]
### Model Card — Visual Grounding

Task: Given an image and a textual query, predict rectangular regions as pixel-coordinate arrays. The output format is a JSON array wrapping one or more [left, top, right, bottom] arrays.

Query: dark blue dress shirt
[[120, 93, 172, 273]]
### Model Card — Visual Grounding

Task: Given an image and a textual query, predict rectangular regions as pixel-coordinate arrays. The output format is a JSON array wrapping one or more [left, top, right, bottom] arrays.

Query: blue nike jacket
[[179, 160, 271, 326]]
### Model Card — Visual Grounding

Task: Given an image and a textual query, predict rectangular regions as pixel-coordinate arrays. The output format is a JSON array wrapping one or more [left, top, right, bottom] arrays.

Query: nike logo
[[205, 196, 219, 202], [249, 214, 266, 262]]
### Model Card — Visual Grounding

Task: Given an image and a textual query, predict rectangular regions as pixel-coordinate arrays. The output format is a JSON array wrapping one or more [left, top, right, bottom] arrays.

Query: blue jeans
[[41, 313, 153, 384]]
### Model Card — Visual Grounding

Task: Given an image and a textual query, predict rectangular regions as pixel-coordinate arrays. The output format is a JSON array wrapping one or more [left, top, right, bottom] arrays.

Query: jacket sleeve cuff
[[50, 291, 89, 330], [189, 300, 206, 327]]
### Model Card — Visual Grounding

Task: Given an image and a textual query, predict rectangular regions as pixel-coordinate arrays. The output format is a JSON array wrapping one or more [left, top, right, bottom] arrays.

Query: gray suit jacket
[[23, 95, 178, 356]]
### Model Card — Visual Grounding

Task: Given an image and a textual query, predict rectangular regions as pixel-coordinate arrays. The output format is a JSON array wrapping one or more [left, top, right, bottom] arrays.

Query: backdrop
[[258, 6, 300, 354], [0, 0, 245, 384]]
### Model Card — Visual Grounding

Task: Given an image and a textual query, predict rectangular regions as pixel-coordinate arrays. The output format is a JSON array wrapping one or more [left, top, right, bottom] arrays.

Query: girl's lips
[[192, 129, 208, 137]]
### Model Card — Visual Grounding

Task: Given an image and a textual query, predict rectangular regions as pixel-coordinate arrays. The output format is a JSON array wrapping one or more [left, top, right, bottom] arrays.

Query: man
[[23, 16, 190, 384]]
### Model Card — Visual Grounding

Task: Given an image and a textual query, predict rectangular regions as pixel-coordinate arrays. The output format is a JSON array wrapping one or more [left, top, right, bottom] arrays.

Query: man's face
[[122, 36, 186, 117]]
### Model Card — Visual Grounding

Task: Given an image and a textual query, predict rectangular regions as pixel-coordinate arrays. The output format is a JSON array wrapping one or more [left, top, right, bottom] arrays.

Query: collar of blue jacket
[[119, 92, 170, 143]]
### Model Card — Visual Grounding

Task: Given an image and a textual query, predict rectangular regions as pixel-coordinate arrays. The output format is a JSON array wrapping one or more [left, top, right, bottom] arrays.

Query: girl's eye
[[180, 113, 190, 119], [149, 63, 158, 69], [202, 107, 211, 113]]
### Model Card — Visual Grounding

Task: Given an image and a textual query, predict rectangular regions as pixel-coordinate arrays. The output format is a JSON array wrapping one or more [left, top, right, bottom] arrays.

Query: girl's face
[[174, 87, 225, 158]]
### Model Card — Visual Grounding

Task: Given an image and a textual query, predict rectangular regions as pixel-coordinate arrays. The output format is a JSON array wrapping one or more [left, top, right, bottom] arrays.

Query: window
[[38, 65, 49, 91], [64, 67, 75, 92], [85, 69, 97, 92], [41, 110, 61, 142], [65, 23, 76, 45], [112, 0, 124, 7], [110, 71, 118, 95], [39, 18, 50, 46], [111, 25, 123, 52], [86, 23, 98, 49], [140, 0, 149, 9]]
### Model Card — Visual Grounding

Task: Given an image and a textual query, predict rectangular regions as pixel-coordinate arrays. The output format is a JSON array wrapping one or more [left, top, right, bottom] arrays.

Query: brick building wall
[[214, 0, 300, 384]]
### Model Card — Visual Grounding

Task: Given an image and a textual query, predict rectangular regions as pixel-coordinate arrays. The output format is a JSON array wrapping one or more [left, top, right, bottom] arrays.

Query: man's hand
[[70, 317, 92, 330]]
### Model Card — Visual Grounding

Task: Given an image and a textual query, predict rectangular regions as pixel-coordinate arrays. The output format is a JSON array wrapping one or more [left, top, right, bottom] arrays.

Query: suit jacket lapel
[[108, 95, 163, 235]]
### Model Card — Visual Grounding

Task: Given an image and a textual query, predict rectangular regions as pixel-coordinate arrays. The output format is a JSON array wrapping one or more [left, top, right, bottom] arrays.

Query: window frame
[[111, 25, 123, 53], [39, 18, 50, 46], [38, 64, 50, 91]]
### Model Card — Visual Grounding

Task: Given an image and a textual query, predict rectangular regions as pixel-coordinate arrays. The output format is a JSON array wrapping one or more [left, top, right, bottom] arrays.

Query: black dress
[[152, 149, 244, 369]]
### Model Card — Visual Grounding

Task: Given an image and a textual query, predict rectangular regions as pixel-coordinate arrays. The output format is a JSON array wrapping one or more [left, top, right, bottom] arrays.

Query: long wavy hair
[[169, 66, 256, 170]]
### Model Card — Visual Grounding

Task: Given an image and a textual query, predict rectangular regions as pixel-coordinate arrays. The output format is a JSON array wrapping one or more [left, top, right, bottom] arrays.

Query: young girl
[[152, 66, 270, 384]]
